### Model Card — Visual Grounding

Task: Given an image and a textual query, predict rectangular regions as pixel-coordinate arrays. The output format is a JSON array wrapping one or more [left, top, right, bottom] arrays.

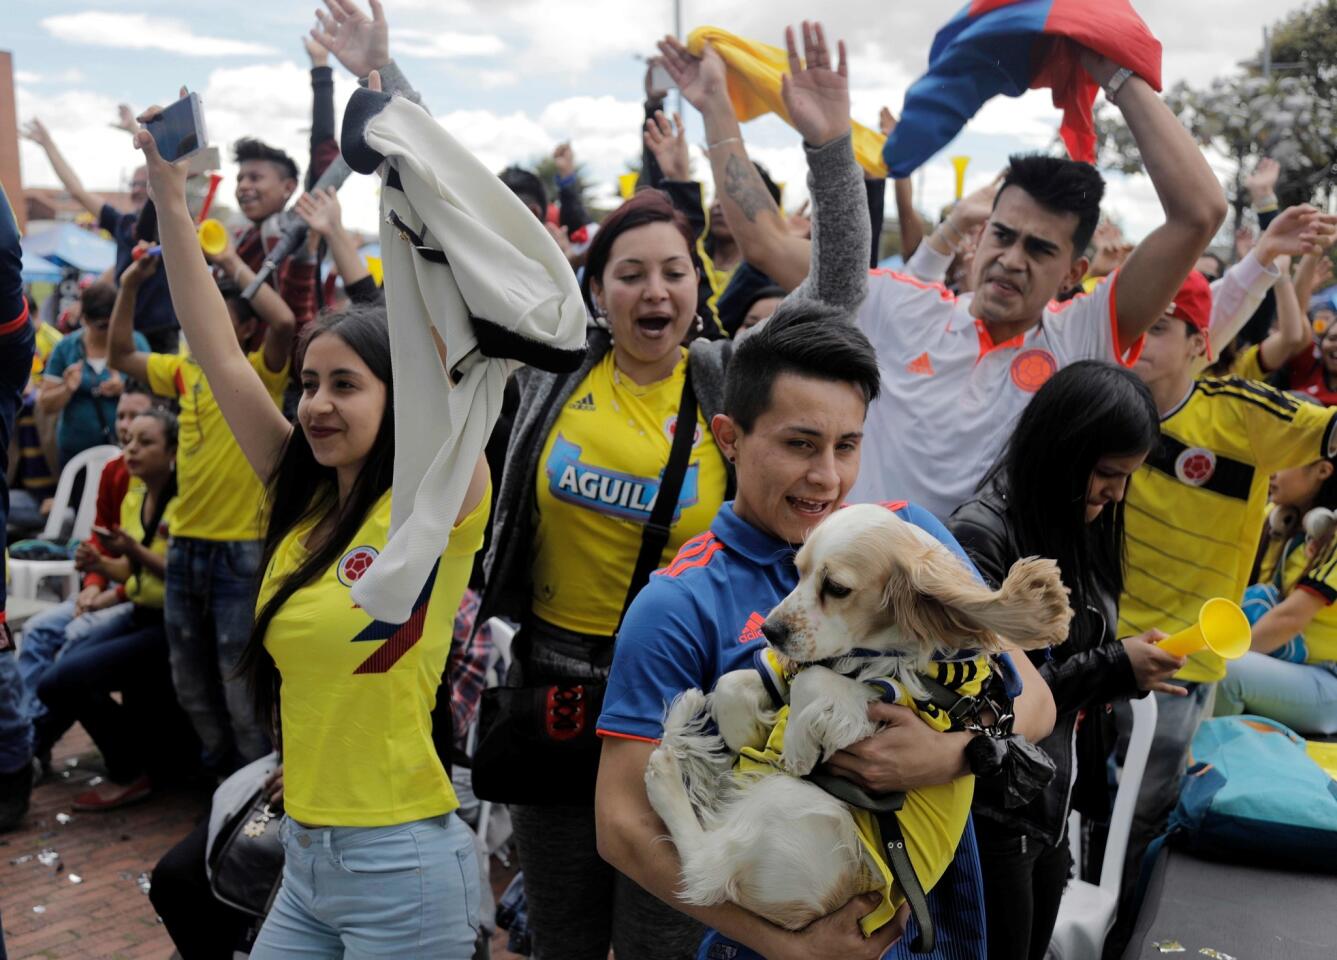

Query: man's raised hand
[[311, 0, 389, 79], [20, 118, 52, 149], [1255, 205, 1337, 266], [657, 35, 728, 113], [780, 21, 850, 148], [1246, 157, 1281, 205], [644, 111, 690, 182]]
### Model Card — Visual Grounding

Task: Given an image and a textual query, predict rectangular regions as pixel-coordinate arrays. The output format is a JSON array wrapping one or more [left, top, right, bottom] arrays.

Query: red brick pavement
[[0, 726, 526, 959]]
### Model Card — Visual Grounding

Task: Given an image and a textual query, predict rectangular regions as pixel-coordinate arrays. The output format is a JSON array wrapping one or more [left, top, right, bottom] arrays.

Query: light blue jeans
[[1214, 652, 1337, 735], [250, 812, 480, 959]]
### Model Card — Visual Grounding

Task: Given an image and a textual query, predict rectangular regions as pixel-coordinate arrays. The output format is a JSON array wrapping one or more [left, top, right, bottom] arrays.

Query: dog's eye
[[823, 578, 852, 599]]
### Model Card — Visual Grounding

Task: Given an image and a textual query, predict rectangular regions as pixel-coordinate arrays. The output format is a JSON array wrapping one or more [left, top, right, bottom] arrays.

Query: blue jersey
[[599, 500, 999, 959]]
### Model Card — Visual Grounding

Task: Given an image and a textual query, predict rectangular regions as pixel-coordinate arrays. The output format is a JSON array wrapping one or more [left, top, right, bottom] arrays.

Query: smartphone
[[145, 92, 207, 163], [650, 62, 676, 93], [91, 525, 114, 538]]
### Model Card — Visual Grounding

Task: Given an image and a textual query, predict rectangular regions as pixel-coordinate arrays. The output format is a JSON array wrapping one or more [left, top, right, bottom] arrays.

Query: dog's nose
[[761, 619, 789, 648]]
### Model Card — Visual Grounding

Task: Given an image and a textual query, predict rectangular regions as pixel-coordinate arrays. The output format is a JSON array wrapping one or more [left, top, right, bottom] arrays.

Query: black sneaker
[[0, 760, 34, 832]]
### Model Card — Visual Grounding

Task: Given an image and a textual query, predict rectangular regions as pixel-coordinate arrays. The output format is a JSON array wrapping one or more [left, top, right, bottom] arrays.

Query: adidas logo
[[569, 392, 596, 411], [906, 352, 935, 376], [738, 612, 766, 643]]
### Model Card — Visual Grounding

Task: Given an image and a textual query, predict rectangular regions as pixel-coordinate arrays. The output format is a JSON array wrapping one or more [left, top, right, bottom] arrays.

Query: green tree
[[1094, 2, 1337, 243]]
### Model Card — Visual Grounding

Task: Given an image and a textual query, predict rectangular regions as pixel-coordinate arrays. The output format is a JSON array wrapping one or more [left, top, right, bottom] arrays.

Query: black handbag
[[208, 792, 284, 918], [472, 369, 699, 806]]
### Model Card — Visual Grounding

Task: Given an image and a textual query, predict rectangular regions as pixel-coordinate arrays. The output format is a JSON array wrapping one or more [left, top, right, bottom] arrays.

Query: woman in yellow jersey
[[1220, 456, 1337, 734], [33, 408, 197, 811], [137, 99, 490, 957], [480, 189, 737, 958]]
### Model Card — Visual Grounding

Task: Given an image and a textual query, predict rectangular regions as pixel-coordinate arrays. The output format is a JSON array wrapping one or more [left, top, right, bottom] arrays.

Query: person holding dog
[[596, 24, 1057, 960]]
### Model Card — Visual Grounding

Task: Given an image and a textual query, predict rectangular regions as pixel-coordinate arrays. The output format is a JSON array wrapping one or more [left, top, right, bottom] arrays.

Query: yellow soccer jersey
[[118, 477, 174, 609], [531, 350, 728, 635], [260, 485, 490, 827], [1230, 343, 1268, 382], [145, 350, 288, 542], [1120, 378, 1337, 682], [736, 650, 984, 934], [1258, 530, 1337, 665]]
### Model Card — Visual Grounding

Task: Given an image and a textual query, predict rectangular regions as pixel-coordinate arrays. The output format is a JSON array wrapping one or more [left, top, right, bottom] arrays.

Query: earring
[[693, 314, 705, 334]]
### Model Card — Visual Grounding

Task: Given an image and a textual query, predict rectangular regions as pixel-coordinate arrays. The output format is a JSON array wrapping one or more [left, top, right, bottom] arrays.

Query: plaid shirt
[[448, 588, 491, 750]]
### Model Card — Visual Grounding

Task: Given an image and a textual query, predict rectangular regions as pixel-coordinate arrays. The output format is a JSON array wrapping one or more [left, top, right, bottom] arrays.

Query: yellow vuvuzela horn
[[1157, 598, 1251, 660]]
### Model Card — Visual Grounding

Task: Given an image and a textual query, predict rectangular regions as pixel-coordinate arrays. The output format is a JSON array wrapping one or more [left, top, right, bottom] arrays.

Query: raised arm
[[1256, 256, 1309, 372], [659, 35, 811, 290], [781, 24, 870, 314], [880, 107, 924, 260], [107, 257, 155, 383], [211, 234, 298, 374], [1082, 53, 1227, 352], [311, 0, 425, 108], [305, 36, 340, 188], [22, 119, 103, 218], [294, 187, 375, 302], [1295, 253, 1333, 319], [1194, 204, 1337, 376], [134, 93, 292, 479]]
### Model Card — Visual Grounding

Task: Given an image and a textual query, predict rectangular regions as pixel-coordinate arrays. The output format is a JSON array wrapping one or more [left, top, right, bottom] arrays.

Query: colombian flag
[[883, 0, 1162, 178]]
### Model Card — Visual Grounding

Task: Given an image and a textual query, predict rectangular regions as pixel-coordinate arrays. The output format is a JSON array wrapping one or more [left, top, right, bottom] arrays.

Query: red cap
[[1167, 269, 1213, 360]]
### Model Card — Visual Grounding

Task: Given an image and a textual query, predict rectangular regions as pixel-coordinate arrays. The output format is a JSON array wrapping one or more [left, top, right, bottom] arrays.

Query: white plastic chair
[[469, 617, 517, 860], [1048, 693, 1159, 960], [7, 444, 119, 601]]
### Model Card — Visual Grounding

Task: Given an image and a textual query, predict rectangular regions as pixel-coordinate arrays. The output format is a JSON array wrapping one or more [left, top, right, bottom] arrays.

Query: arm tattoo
[[724, 153, 778, 223]]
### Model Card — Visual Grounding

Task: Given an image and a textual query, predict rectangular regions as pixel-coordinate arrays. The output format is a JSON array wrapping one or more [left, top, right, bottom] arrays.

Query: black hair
[[995, 154, 1105, 257], [216, 275, 256, 328], [233, 137, 300, 183], [499, 166, 547, 217], [985, 360, 1158, 614], [1198, 251, 1225, 281], [723, 300, 880, 432], [121, 380, 151, 397], [128, 406, 179, 551], [131, 404, 179, 451], [580, 189, 700, 315], [80, 281, 117, 321], [238, 304, 394, 727]]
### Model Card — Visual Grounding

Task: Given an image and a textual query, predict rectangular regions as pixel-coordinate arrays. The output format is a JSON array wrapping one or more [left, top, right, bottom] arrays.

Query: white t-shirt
[[849, 266, 1135, 518]]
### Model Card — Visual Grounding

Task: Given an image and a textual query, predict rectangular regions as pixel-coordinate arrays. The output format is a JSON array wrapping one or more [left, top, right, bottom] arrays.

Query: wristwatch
[[1103, 67, 1136, 105]]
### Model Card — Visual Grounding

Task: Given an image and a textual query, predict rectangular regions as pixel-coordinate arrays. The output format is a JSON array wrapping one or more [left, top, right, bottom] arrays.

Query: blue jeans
[[0, 653, 28, 775], [0, 318, 37, 779], [34, 612, 196, 784], [1214, 652, 1337, 735], [18, 598, 135, 724], [164, 537, 269, 770], [250, 813, 480, 959]]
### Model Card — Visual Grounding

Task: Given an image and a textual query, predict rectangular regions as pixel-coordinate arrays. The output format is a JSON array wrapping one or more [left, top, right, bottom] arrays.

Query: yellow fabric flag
[[686, 26, 888, 178]]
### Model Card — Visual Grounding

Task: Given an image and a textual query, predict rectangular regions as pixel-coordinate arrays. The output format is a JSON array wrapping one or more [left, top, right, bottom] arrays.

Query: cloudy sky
[[8, 0, 1313, 244]]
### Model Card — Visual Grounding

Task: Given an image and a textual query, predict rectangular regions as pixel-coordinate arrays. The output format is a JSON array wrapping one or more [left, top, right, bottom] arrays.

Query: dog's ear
[[882, 529, 1072, 653]]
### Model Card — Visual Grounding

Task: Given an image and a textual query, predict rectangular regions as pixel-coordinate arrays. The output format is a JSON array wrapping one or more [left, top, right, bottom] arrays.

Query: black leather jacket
[[948, 476, 1144, 846]]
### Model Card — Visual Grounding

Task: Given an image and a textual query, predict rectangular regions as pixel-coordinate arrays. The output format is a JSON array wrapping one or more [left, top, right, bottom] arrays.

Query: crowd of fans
[[3, 2, 1337, 959]]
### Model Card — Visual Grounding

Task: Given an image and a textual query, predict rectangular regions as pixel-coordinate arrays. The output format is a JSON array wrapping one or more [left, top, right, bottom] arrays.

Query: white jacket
[[341, 88, 586, 623]]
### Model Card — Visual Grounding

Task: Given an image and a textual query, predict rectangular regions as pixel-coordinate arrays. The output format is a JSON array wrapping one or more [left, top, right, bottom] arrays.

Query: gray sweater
[[477, 131, 871, 631]]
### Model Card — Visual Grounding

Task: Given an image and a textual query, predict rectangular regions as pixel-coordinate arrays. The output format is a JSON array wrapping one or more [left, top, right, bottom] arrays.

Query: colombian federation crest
[[1174, 447, 1216, 487], [337, 546, 380, 587]]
